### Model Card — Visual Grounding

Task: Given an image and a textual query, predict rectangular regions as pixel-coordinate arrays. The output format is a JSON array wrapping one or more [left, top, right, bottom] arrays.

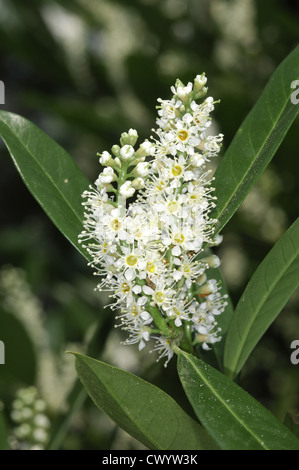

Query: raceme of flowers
[[79, 74, 228, 366]]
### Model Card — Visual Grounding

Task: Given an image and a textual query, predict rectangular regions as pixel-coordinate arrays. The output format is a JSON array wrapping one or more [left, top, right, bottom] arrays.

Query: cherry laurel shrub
[[1, 46, 299, 450]]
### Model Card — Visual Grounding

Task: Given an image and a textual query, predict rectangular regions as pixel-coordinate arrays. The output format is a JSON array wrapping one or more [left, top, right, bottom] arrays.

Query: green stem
[[147, 304, 170, 337]]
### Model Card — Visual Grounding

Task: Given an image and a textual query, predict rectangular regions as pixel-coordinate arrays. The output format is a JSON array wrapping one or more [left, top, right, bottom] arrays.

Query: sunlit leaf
[[0, 111, 90, 260]]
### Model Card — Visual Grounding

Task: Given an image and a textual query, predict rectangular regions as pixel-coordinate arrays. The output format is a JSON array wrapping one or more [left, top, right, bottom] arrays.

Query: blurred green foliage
[[0, 0, 298, 449]]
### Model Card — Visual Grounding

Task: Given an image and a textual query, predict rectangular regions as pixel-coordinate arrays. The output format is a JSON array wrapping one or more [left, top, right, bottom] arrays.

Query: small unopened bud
[[96, 167, 116, 185], [174, 79, 193, 102], [111, 145, 121, 157], [193, 73, 208, 98], [210, 234, 223, 246], [114, 157, 121, 168], [98, 151, 113, 166], [120, 144, 135, 161], [135, 140, 155, 158], [202, 255, 221, 268], [131, 177, 145, 189], [119, 181, 135, 198], [133, 162, 150, 178], [198, 279, 217, 297], [196, 273, 207, 286], [120, 128, 138, 147]]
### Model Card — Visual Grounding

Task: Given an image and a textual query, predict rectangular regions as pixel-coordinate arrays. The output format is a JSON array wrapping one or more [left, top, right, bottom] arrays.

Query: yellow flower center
[[177, 129, 189, 141], [155, 181, 165, 191], [126, 255, 138, 267], [183, 265, 191, 274], [173, 307, 181, 316], [111, 219, 121, 231], [167, 201, 179, 213], [146, 261, 156, 273], [174, 232, 185, 244], [171, 164, 183, 177], [131, 306, 138, 316], [155, 292, 165, 303], [121, 282, 131, 293]]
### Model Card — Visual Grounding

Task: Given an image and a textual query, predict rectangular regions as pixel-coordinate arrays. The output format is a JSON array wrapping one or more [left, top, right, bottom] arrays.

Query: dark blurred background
[[0, 0, 298, 449]]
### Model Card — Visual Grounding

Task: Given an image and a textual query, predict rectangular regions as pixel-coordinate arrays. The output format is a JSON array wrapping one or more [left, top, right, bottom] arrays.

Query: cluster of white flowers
[[9, 387, 50, 450], [79, 74, 228, 366]]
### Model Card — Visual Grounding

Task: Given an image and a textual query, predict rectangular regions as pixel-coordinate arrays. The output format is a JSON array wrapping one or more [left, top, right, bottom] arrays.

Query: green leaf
[[223, 217, 299, 379], [0, 111, 90, 260], [73, 352, 218, 450], [212, 45, 299, 233], [177, 350, 299, 450]]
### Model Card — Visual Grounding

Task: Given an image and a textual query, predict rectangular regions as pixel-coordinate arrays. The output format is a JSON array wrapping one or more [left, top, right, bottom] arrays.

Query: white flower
[[150, 336, 174, 367], [122, 324, 151, 351], [203, 133, 224, 157], [142, 280, 174, 312]]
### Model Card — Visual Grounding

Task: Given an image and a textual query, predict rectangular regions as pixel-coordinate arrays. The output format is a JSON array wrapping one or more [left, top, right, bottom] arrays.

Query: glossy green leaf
[[223, 217, 299, 379], [0, 111, 90, 260], [212, 45, 299, 233], [73, 352, 218, 450], [177, 350, 299, 450]]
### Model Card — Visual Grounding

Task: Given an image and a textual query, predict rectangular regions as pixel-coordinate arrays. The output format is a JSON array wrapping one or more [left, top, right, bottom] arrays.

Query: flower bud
[[120, 128, 138, 147], [135, 140, 155, 158], [111, 145, 121, 157], [131, 177, 145, 189], [193, 73, 208, 98], [119, 181, 135, 198], [173, 79, 193, 102], [133, 162, 150, 178], [114, 157, 121, 168], [197, 279, 218, 297], [120, 144, 135, 161], [202, 255, 221, 268], [98, 151, 114, 166], [96, 167, 116, 185]]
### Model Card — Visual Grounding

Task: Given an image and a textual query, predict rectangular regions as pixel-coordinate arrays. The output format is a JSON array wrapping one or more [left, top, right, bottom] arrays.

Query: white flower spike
[[79, 75, 228, 366]]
